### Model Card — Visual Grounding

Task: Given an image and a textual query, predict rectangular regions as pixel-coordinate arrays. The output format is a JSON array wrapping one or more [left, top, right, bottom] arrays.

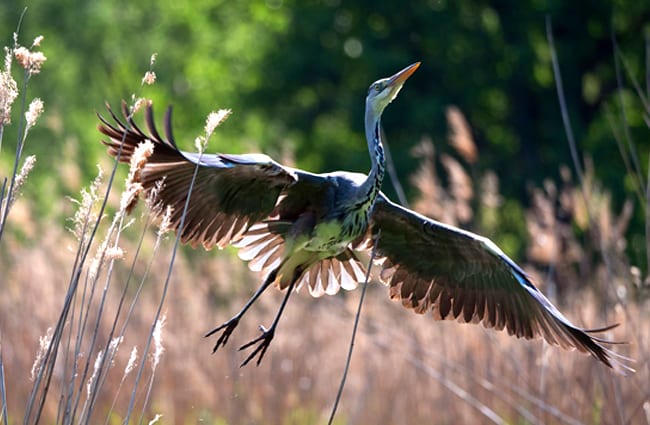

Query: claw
[[204, 317, 240, 353], [239, 325, 275, 367]]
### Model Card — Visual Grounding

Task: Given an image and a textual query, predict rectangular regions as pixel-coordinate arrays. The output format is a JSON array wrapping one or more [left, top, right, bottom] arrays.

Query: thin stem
[[24, 112, 126, 425], [73, 211, 132, 423], [645, 31, 650, 100], [545, 17, 586, 196], [612, 27, 646, 198], [0, 343, 7, 425], [327, 229, 380, 425], [616, 48, 650, 112], [124, 143, 205, 423], [89, 214, 153, 418], [380, 128, 409, 208], [604, 103, 646, 206], [0, 70, 30, 242], [646, 151, 650, 273]]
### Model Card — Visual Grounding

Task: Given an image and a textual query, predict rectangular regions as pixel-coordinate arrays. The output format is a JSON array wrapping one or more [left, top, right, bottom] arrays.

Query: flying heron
[[99, 63, 625, 370]]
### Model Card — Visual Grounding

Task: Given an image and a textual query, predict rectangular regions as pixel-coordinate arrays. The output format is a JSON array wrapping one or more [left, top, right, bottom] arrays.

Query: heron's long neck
[[358, 106, 386, 209]]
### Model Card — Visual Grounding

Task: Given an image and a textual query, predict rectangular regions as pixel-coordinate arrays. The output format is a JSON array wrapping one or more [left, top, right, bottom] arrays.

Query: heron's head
[[366, 62, 420, 117]]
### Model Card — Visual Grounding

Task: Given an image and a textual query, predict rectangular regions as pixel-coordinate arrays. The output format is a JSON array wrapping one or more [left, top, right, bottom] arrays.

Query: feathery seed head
[[152, 315, 166, 368], [205, 109, 231, 138], [0, 49, 18, 125], [121, 140, 154, 213], [120, 182, 143, 214], [14, 46, 46, 75], [142, 71, 156, 86], [109, 336, 123, 358], [132, 97, 147, 114], [30, 328, 53, 381], [3, 45, 12, 72], [194, 135, 206, 153], [25, 98, 44, 129], [158, 204, 173, 237], [124, 346, 138, 376], [88, 238, 108, 282], [105, 246, 124, 261], [8, 155, 36, 209], [148, 414, 163, 424], [71, 166, 104, 241], [145, 178, 164, 213], [130, 140, 154, 173], [86, 350, 104, 397], [141, 53, 157, 86]]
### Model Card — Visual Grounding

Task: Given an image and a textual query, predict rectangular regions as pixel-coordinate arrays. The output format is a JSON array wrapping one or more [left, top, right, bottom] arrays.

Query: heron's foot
[[238, 325, 275, 367], [204, 317, 240, 353]]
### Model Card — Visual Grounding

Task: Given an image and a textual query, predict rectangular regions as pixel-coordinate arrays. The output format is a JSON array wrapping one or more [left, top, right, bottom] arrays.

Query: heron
[[98, 63, 625, 370]]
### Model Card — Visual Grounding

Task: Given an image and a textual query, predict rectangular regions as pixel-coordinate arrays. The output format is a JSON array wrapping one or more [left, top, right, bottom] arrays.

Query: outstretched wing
[[366, 193, 626, 370], [98, 101, 296, 249], [98, 101, 368, 296]]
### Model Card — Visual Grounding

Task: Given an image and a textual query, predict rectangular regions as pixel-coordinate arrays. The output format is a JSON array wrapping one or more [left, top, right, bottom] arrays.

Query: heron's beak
[[381, 62, 420, 105], [387, 62, 421, 88]]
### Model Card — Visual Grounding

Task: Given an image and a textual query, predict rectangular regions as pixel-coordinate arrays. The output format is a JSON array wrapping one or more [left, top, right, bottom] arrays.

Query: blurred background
[[1, 0, 649, 424], [0, 0, 647, 258]]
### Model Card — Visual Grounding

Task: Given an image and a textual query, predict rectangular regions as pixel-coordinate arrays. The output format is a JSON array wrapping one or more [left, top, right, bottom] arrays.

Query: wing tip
[[562, 322, 635, 375]]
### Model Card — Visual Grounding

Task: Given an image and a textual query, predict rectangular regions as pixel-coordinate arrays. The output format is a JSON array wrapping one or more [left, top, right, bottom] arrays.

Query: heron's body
[[99, 63, 628, 372], [282, 171, 367, 249]]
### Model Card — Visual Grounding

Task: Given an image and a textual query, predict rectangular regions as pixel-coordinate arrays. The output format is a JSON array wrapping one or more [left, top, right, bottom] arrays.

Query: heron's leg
[[205, 268, 278, 353], [238, 278, 297, 367]]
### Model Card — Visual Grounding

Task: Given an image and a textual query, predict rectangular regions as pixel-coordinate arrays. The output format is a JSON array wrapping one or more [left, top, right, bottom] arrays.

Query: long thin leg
[[238, 278, 297, 367], [204, 268, 278, 353]]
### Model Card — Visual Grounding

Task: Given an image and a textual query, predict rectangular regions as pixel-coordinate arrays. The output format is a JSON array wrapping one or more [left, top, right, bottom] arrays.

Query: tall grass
[[0, 32, 174, 423], [0, 24, 649, 425]]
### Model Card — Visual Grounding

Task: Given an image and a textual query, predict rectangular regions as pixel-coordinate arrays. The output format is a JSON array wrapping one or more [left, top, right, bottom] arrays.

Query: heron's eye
[[374, 83, 382, 92]]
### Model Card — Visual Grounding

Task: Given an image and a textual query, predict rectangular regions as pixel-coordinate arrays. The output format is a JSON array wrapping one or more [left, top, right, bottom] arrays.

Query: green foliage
[[478, 197, 527, 258], [0, 0, 648, 262]]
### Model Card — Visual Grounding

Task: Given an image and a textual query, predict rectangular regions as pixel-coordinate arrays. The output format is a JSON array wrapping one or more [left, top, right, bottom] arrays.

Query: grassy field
[[1, 30, 649, 425], [1, 211, 648, 424]]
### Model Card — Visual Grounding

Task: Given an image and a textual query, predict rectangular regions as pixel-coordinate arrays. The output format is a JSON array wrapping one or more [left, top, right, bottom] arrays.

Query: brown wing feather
[[366, 194, 629, 372], [98, 101, 296, 249]]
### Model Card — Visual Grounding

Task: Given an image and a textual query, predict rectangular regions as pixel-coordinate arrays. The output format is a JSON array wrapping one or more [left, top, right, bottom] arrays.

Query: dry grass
[[0, 216, 648, 424], [1, 25, 650, 425], [2, 112, 649, 422]]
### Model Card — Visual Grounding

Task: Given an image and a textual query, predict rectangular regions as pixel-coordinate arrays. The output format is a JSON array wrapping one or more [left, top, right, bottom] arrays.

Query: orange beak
[[386, 62, 421, 88]]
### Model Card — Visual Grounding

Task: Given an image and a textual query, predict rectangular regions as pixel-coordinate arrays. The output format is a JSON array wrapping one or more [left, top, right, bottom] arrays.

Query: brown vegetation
[[1, 207, 647, 424], [1, 31, 648, 425], [3, 109, 649, 423]]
